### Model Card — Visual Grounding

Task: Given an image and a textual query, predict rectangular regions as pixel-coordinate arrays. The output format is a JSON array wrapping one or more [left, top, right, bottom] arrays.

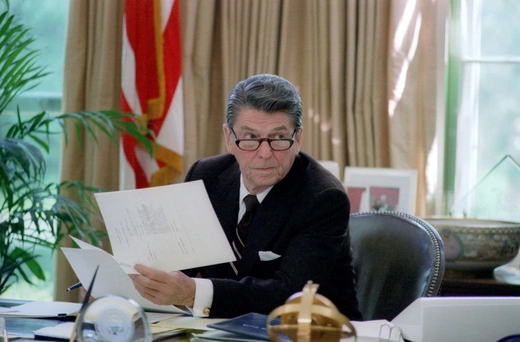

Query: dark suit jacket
[[184, 152, 361, 320]]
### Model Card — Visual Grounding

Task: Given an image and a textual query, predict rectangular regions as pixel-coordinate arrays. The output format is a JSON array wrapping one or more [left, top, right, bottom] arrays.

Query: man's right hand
[[129, 264, 196, 307]]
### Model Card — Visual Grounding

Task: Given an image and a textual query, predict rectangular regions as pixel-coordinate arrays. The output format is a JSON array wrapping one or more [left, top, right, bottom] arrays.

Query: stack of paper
[[0, 301, 81, 317]]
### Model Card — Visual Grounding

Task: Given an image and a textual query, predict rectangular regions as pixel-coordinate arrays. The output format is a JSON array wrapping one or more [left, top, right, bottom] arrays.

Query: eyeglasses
[[230, 128, 298, 151]]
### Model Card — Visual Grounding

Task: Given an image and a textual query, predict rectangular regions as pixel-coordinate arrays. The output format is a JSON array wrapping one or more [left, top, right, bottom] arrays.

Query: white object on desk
[[33, 322, 75, 340], [391, 297, 520, 342], [343, 320, 403, 341], [0, 301, 81, 317], [0, 317, 7, 341]]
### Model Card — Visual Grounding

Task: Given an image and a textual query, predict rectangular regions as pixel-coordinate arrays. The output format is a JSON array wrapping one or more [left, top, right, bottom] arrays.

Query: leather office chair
[[349, 211, 445, 321]]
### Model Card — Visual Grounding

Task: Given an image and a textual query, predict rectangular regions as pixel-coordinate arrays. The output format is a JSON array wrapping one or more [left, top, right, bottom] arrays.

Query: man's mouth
[[252, 167, 275, 174]]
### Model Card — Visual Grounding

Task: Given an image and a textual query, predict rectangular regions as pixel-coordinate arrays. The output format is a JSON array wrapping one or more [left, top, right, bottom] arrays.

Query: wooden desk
[[440, 272, 520, 297]]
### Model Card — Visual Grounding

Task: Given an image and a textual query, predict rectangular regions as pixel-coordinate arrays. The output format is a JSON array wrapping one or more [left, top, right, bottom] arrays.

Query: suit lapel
[[211, 164, 241, 242], [239, 155, 306, 276]]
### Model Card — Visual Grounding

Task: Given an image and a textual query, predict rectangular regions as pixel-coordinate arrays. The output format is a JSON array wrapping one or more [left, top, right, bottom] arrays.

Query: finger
[[132, 278, 161, 301], [129, 270, 158, 287], [133, 264, 168, 283], [131, 274, 168, 300], [136, 286, 160, 304]]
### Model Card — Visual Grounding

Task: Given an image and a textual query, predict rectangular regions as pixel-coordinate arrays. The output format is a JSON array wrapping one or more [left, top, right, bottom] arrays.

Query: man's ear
[[223, 124, 233, 154], [295, 127, 303, 151]]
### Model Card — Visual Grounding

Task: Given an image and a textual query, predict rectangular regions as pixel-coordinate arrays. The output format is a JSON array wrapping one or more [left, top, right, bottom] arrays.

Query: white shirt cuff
[[190, 277, 213, 317]]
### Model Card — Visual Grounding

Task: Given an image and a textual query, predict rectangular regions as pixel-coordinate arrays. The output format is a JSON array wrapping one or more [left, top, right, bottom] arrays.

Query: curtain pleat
[[180, 0, 217, 167], [387, 0, 445, 215], [345, 0, 358, 168], [372, 0, 390, 168]]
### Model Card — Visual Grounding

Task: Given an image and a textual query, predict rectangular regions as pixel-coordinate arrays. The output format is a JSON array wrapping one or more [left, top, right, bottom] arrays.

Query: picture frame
[[343, 167, 418, 215]]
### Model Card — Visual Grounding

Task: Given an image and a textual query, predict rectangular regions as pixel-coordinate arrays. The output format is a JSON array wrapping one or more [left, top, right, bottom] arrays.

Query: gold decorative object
[[267, 281, 356, 342]]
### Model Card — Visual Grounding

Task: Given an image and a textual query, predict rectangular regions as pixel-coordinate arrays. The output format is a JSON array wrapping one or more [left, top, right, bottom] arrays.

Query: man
[[130, 74, 361, 320]]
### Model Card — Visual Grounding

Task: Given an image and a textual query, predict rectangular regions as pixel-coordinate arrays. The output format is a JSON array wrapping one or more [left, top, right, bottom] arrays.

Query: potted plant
[[0, 10, 153, 294]]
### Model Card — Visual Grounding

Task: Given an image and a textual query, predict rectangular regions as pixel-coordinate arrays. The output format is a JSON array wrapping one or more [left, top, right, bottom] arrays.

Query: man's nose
[[257, 140, 273, 157]]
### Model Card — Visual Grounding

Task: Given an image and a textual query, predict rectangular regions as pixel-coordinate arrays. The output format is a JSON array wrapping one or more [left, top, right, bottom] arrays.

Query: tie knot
[[243, 194, 259, 212]]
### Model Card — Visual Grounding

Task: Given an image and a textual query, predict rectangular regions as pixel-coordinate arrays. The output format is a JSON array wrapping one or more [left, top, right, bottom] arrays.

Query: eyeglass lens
[[238, 139, 292, 151]]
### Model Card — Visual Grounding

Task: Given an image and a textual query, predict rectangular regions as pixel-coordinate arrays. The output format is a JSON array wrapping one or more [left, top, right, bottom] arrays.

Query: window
[[0, 0, 70, 300], [446, 0, 520, 221]]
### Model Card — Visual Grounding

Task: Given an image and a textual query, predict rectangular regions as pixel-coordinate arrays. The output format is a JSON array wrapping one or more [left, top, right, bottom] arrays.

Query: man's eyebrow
[[239, 125, 289, 132], [237, 125, 290, 134], [270, 126, 290, 132], [237, 125, 255, 132]]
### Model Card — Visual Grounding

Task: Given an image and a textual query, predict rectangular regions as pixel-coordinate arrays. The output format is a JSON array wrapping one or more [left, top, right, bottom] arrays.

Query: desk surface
[[440, 273, 520, 297], [0, 298, 375, 342]]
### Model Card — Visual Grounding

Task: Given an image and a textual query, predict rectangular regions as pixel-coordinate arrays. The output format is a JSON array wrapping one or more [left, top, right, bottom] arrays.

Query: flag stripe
[[129, 1, 159, 115], [121, 0, 183, 189]]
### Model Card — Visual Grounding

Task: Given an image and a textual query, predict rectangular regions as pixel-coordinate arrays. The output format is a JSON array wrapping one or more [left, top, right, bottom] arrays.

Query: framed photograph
[[343, 167, 418, 215]]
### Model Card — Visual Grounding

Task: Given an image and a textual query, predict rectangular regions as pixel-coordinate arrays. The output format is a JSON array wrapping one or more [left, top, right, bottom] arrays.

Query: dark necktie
[[231, 194, 259, 274]]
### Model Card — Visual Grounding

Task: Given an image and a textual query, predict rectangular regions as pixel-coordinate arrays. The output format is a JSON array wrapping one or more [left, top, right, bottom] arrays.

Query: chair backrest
[[349, 211, 445, 321]]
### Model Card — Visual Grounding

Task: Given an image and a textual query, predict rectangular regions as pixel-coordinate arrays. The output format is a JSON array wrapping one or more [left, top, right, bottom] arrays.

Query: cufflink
[[203, 307, 211, 316]]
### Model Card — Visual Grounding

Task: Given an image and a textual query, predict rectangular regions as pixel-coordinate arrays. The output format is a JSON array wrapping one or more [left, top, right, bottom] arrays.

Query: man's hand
[[129, 264, 196, 307]]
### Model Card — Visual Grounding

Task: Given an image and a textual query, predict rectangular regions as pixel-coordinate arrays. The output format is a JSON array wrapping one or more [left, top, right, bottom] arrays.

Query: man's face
[[224, 109, 302, 194]]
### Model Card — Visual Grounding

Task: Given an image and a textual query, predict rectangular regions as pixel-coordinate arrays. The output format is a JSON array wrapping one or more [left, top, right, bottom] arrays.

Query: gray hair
[[226, 74, 303, 131]]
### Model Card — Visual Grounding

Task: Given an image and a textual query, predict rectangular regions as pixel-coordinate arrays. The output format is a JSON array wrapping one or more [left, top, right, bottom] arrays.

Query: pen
[[65, 282, 82, 292]]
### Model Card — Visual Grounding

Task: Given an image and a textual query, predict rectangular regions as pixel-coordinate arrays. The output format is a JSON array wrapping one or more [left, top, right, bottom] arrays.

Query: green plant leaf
[[24, 256, 45, 281], [0, 12, 47, 114]]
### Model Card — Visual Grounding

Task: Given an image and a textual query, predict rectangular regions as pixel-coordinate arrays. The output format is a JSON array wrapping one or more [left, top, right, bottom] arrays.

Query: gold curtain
[[56, 0, 445, 300], [55, 0, 124, 302], [277, 0, 391, 171], [182, 0, 393, 173], [182, 0, 283, 165], [387, 0, 446, 215]]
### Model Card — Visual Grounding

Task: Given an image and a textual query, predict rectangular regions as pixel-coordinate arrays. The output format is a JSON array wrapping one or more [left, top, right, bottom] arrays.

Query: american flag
[[120, 0, 183, 189]]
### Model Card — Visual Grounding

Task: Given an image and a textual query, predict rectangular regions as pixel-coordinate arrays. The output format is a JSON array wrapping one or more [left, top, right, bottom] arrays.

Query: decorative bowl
[[425, 218, 520, 274]]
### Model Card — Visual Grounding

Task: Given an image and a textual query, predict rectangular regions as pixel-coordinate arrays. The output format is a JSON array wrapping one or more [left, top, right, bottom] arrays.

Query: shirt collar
[[239, 175, 272, 204]]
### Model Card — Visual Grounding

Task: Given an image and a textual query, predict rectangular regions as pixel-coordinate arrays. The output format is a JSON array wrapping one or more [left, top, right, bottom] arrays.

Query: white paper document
[[95, 180, 236, 272], [61, 180, 236, 313], [0, 301, 81, 318], [61, 244, 185, 313], [33, 322, 75, 340]]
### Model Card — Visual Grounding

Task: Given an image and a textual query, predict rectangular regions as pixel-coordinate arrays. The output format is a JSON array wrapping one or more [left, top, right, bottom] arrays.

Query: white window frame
[[448, 0, 520, 216]]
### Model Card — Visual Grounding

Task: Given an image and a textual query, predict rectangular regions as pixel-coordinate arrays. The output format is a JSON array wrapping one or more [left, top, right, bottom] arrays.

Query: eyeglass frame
[[229, 127, 299, 151]]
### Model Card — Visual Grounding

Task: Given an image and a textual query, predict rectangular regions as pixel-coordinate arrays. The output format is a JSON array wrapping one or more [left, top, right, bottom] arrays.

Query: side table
[[440, 275, 520, 297]]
